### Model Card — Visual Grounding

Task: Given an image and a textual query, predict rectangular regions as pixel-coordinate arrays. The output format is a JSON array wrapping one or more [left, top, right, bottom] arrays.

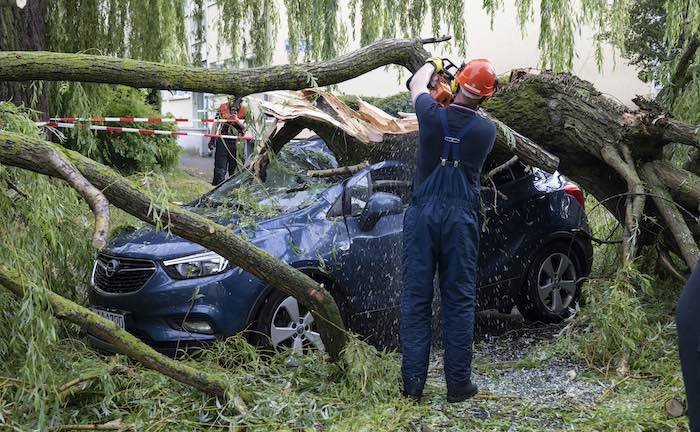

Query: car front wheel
[[254, 290, 325, 354], [517, 243, 581, 323]]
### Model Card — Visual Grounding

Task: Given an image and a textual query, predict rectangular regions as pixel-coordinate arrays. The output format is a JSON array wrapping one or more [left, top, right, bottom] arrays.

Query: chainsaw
[[406, 58, 459, 107], [428, 58, 459, 107]]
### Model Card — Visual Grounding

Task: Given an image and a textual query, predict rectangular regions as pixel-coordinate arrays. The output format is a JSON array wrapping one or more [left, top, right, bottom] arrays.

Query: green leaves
[[217, 0, 279, 67], [59, 86, 181, 175]]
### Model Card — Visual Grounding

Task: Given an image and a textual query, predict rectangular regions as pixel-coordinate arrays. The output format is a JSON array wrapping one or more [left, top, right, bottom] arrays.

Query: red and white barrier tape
[[42, 121, 253, 141], [48, 116, 238, 124]]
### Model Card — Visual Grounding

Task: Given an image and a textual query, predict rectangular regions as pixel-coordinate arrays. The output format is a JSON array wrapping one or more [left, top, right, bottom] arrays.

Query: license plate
[[90, 307, 126, 329]]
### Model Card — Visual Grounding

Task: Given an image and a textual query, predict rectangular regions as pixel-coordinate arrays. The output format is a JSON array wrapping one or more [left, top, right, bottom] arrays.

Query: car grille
[[93, 254, 156, 294]]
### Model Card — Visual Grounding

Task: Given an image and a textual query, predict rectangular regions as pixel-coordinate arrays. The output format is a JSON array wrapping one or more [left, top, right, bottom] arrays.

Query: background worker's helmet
[[452, 59, 498, 98]]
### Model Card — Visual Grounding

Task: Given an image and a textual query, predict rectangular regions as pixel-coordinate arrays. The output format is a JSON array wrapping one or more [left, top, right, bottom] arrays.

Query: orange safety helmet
[[453, 59, 497, 98]]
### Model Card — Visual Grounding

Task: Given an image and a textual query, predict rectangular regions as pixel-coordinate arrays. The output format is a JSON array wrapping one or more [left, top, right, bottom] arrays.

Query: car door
[[477, 162, 536, 308], [333, 163, 411, 346]]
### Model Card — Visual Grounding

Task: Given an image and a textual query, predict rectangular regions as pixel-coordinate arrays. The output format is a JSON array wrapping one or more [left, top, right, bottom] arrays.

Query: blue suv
[[88, 139, 592, 353]]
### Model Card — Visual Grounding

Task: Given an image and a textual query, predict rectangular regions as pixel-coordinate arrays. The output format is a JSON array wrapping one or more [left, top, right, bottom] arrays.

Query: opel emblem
[[104, 259, 120, 278]]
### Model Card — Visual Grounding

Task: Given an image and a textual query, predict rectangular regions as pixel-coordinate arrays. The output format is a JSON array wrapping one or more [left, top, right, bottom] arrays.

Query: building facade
[[162, 0, 653, 154]]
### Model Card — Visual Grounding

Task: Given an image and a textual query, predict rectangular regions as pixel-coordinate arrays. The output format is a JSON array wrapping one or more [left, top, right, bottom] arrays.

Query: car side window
[[348, 174, 371, 216], [370, 165, 413, 206]]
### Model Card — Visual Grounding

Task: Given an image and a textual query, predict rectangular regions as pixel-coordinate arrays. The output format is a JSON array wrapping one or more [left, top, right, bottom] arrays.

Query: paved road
[[180, 153, 214, 182]]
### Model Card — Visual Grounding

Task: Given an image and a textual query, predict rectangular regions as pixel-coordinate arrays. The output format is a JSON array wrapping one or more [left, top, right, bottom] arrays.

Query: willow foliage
[[47, 0, 187, 62], [217, 0, 279, 66]]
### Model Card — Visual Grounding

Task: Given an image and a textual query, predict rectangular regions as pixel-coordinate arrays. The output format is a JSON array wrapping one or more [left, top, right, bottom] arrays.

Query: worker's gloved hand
[[426, 57, 444, 75]]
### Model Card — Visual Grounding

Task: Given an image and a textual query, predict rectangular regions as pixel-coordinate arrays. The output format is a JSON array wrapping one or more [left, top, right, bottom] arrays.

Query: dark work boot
[[446, 382, 478, 403], [402, 388, 423, 403]]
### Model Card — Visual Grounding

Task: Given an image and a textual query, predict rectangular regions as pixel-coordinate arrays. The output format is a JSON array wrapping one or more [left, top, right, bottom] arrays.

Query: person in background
[[678, 262, 700, 431], [209, 96, 246, 185]]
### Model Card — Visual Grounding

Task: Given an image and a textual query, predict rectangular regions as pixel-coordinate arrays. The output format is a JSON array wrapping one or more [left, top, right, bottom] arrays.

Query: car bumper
[[87, 265, 262, 347]]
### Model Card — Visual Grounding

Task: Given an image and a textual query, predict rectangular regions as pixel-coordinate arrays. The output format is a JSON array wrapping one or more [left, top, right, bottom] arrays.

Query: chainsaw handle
[[440, 58, 458, 78]]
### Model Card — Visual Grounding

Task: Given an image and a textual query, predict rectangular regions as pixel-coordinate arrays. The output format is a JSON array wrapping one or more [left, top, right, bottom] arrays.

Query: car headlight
[[163, 252, 230, 279]]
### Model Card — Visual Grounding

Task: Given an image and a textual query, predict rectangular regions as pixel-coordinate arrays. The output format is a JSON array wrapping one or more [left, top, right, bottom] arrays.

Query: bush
[[338, 92, 413, 117], [61, 86, 181, 174]]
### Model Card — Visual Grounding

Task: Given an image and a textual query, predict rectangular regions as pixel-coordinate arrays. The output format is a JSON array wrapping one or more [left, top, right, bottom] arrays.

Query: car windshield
[[201, 138, 338, 217]]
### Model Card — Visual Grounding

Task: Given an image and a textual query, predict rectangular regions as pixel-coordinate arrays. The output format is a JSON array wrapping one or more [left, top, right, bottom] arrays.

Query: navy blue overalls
[[401, 109, 481, 396], [677, 263, 700, 431]]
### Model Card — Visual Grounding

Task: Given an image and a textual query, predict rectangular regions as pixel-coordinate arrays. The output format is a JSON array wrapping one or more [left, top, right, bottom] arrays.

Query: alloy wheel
[[537, 252, 577, 314], [270, 296, 325, 353]]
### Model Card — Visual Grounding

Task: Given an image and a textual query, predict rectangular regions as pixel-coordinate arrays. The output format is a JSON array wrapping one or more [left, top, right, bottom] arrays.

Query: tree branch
[[0, 264, 246, 406], [600, 145, 645, 262], [0, 38, 439, 97], [4, 176, 28, 199], [639, 113, 700, 148], [250, 122, 305, 181], [307, 161, 369, 178], [0, 129, 348, 359], [640, 163, 700, 268], [57, 365, 127, 396], [657, 246, 689, 282], [669, 37, 699, 107], [486, 155, 519, 179], [45, 150, 110, 250], [651, 160, 700, 208]]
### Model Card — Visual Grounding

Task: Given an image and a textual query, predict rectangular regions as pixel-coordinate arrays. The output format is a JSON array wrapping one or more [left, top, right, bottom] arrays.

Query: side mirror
[[359, 192, 403, 231]]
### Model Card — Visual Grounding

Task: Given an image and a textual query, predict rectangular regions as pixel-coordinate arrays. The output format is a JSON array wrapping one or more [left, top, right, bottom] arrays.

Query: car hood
[[103, 200, 332, 261]]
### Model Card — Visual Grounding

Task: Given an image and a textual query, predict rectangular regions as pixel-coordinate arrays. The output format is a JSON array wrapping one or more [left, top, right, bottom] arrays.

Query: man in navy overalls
[[402, 58, 498, 402]]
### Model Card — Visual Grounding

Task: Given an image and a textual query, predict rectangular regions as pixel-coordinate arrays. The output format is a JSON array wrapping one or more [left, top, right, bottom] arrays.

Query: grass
[[0, 108, 691, 432], [110, 167, 213, 232]]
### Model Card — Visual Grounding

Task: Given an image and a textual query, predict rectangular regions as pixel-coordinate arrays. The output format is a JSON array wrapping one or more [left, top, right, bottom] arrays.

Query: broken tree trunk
[[0, 130, 348, 360], [484, 72, 700, 265], [0, 265, 248, 408]]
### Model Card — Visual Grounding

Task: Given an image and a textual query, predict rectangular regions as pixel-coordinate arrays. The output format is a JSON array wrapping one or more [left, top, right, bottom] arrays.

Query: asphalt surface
[[180, 152, 215, 182]]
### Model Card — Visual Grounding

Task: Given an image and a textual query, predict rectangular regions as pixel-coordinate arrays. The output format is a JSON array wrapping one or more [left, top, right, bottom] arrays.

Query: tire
[[517, 242, 582, 323], [253, 289, 325, 354]]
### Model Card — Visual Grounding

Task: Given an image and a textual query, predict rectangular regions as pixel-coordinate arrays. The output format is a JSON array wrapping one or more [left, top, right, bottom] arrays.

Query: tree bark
[[0, 0, 47, 115], [652, 160, 700, 209], [0, 38, 436, 97], [640, 163, 700, 268], [484, 73, 700, 264], [0, 130, 348, 360], [307, 161, 370, 178], [0, 264, 248, 407]]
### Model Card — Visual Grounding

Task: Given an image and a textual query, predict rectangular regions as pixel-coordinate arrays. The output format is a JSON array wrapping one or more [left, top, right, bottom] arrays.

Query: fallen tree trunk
[[484, 72, 700, 265], [0, 265, 248, 408], [0, 130, 348, 360]]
